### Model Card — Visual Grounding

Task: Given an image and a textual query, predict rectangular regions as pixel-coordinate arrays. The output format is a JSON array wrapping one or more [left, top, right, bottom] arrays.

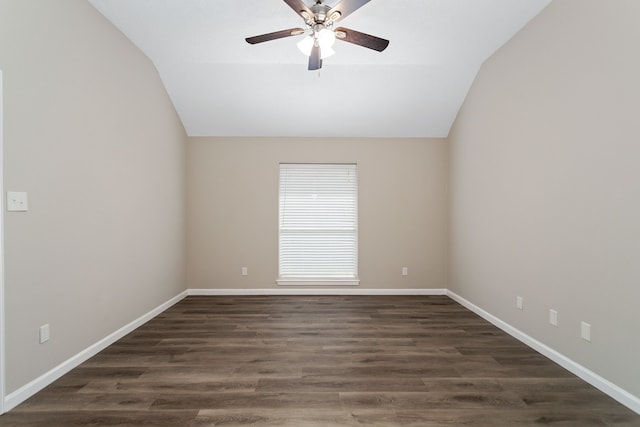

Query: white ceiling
[[88, 0, 551, 138]]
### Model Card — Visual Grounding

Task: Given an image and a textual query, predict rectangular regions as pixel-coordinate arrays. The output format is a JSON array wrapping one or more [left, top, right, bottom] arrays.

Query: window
[[278, 163, 359, 285]]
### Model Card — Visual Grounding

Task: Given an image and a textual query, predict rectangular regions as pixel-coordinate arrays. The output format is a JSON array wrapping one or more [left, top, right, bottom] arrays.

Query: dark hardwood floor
[[2, 295, 639, 426]]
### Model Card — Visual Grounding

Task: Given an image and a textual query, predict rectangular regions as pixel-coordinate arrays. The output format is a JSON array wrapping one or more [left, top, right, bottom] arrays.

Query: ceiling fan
[[245, 0, 389, 71]]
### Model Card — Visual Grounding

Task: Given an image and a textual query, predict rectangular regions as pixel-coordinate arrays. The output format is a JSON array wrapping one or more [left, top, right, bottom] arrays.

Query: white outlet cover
[[581, 321, 591, 342], [7, 191, 28, 212], [549, 309, 558, 326], [39, 324, 50, 344], [516, 296, 523, 310]]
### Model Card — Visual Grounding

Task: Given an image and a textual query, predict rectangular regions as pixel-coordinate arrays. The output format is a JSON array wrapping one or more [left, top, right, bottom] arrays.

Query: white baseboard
[[3, 290, 188, 412], [188, 288, 447, 296], [4, 288, 638, 416], [446, 290, 640, 415], [2, 288, 442, 412]]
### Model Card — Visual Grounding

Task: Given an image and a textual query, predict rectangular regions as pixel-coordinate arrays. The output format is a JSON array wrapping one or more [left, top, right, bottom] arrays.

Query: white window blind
[[278, 163, 359, 285]]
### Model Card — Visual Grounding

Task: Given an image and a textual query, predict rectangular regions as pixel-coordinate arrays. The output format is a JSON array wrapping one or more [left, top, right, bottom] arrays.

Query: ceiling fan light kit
[[297, 26, 336, 58], [245, 0, 389, 71]]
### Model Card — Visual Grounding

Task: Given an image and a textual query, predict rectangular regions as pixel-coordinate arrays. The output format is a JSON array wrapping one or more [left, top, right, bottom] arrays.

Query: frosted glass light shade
[[320, 46, 335, 59], [317, 28, 336, 49], [297, 36, 314, 56]]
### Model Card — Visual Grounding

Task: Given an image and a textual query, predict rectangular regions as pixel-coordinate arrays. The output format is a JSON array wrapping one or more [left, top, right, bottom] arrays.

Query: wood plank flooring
[[2, 295, 639, 426]]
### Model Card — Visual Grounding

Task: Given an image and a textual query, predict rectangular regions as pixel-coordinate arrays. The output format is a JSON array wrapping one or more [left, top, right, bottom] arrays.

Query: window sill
[[276, 278, 360, 286]]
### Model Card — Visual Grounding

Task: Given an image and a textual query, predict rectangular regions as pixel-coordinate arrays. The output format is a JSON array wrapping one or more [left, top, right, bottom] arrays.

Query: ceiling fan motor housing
[[311, 2, 330, 23]]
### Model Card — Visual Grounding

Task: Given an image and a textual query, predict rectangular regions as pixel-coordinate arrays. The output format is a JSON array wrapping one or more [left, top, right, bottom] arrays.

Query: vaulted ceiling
[[88, 0, 551, 137]]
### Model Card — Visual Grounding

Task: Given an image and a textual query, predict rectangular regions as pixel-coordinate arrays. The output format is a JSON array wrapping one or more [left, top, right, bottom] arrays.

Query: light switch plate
[[7, 191, 28, 211]]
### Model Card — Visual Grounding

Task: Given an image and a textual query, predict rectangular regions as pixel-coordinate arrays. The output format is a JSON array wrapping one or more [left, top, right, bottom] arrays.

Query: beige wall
[[449, 0, 640, 397], [0, 0, 187, 393], [187, 137, 447, 290]]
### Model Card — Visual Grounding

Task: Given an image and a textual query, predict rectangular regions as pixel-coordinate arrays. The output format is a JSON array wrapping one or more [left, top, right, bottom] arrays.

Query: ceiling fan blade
[[327, 0, 371, 23], [282, 0, 314, 20], [335, 27, 389, 52], [246, 27, 305, 45], [308, 44, 322, 70]]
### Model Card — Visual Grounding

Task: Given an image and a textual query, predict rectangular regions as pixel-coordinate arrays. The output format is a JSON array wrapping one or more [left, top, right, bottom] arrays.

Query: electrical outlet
[[581, 321, 591, 342], [402, 267, 408, 276], [516, 296, 523, 310], [241, 267, 248, 276], [549, 309, 558, 327], [7, 191, 28, 212], [39, 324, 50, 344]]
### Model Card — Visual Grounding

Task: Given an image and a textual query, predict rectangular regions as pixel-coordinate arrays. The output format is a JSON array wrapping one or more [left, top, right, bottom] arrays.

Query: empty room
[[0, 0, 639, 425]]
